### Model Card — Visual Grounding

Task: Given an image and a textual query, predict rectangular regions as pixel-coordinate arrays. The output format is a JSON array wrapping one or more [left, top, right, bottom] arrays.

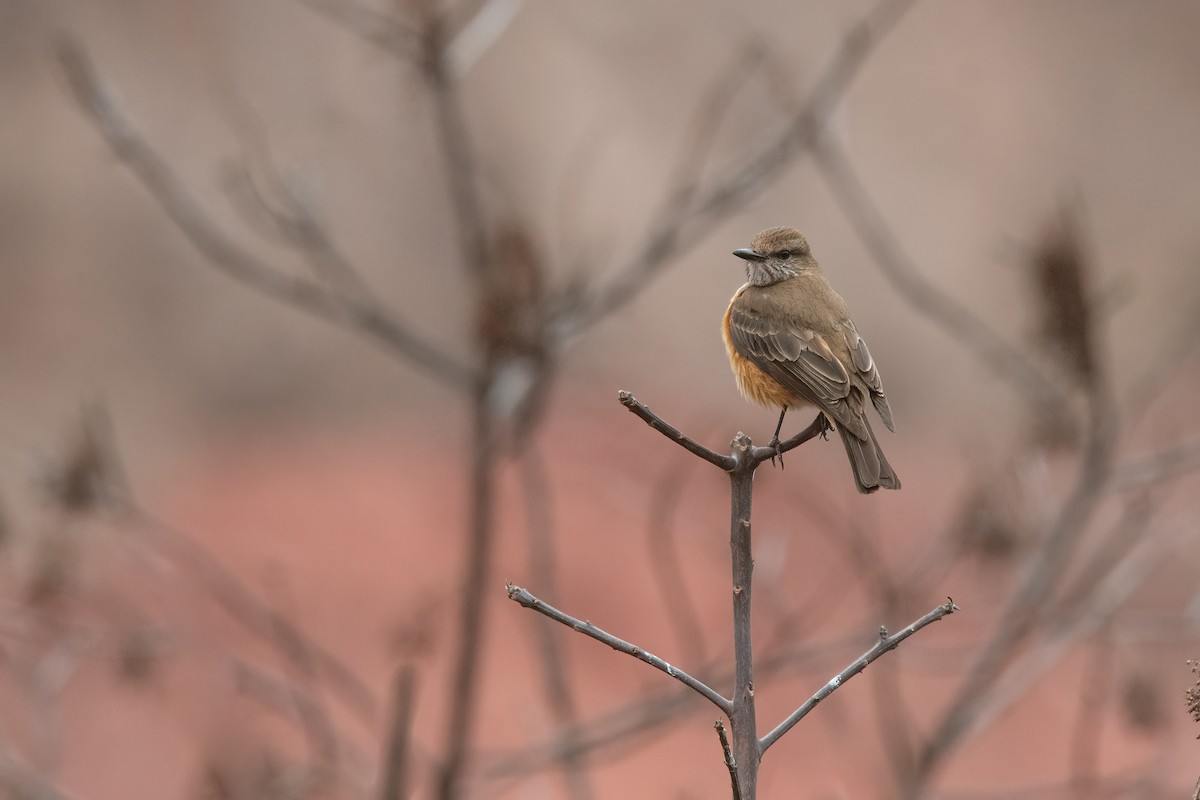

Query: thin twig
[[474, 630, 867, 784], [558, 0, 918, 338], [618, 391, 734, 470], [57, 38, 474, 392], [505, 584, 732, 714], [714, 720, 742, 800], [759, 599, 958, 755]]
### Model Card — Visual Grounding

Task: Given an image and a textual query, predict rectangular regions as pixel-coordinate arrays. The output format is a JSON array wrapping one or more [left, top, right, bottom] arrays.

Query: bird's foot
[[768, 436, 785, 469]]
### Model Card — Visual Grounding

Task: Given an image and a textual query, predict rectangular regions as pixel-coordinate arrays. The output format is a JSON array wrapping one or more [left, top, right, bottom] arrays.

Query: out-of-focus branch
[[758, 599, 958, 754], [57, 38, 474, 392], [60, 405, 379, 725], [911, 382, 1118, 788], [301, 0, 421, 58], [507, 583, 732, 714], [0, 753, 87, 800], [812, 133, 1069, 416], [1109, 438, 1200, 492], [435, 393, 497, 800], [518, 446, 595, 800], [1067, 634, 1112, 799], [379, 665, 417, 800], [935, 511, 1199, 759], [645, 455, 709, 665], [219, 145, 372, 296], [416, 11, 489, 279], [557, 0, 918, 339], [232, 659, 366, 771], [124, 504, 379, 724]]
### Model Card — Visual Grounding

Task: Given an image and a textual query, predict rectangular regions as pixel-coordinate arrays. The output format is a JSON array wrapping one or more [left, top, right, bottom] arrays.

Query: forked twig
[[759, 599, 958, 754]]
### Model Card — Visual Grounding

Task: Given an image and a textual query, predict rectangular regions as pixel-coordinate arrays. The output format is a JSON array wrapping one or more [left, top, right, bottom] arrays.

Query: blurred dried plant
[[1187, 660, 1200, 734]]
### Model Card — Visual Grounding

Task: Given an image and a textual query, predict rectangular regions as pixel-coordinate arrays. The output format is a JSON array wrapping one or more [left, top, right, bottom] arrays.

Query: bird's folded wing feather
[[728, 305, 869, 439], [842, 321, 895, 432]]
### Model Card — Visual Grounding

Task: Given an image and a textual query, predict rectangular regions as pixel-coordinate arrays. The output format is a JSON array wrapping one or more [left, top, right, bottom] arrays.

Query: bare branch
[[559, 0, 917, 337], [218, 140, 372, 296], [506, 583, 732, 715], [758, 598, 958, 754], [474, 628, 879, 783], [436, 399, 498, 800], [912, 380, 1119, 784], [714, 720, 742, 800], [57, 37, 474, 392], [618, 391, 734, 470], [646, 456, 710, 664], [417, 12, 490, 281], [812, 134, 1068, 416], [748, 414, 831, 468]]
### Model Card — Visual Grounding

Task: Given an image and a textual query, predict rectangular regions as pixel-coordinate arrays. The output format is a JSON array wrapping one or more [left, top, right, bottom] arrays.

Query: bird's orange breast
[[722, 298, 805, 410]]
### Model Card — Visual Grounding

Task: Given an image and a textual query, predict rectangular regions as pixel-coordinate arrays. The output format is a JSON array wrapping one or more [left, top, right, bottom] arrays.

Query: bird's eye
[[778, 250, 791, 259]]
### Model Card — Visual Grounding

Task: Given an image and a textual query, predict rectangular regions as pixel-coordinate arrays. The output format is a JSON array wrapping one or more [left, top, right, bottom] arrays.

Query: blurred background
[[2, 1, 1199, 798]]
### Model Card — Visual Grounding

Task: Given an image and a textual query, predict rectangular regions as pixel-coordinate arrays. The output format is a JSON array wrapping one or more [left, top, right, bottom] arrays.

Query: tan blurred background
[[2, 1, 1200, 798]]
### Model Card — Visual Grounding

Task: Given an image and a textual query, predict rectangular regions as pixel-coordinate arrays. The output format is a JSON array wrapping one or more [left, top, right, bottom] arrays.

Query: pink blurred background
[[2, 1, 1199, 797]]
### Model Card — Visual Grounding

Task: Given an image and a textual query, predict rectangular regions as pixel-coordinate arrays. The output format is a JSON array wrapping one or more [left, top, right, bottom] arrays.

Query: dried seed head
[[1027, 206, 1098, 388]]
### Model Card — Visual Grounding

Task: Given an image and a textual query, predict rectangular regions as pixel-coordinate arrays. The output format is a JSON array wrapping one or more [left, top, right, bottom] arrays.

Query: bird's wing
[[841, 320, 895, 432], [728, 304, 869, 439]]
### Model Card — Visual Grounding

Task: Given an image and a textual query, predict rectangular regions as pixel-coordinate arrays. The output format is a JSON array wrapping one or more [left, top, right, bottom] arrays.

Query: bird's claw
[[768, 436, 785, 469]]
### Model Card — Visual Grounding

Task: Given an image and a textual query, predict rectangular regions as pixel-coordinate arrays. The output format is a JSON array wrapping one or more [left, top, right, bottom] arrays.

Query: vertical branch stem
[[380, 665, 417, 800], [520, 446, 596, 800], [437, 389, 496, 800], [729, 436, 759, 799]]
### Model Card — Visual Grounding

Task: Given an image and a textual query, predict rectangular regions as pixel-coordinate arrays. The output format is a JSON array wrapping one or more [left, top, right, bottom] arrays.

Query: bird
[[722, 226, 900, 493]]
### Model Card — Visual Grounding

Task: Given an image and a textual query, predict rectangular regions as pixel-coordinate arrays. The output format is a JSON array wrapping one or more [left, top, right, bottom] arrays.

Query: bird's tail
[[837, 415, 900, 494]]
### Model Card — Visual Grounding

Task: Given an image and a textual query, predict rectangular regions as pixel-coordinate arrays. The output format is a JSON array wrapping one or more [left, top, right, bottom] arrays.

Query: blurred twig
[[518, 445, 595, 800], [56, 38, 473, 392], [645, 453, 708, 665], [555, 0, 918, 340], [812, 133, 1069, 417], [379, 665, 417, 800]]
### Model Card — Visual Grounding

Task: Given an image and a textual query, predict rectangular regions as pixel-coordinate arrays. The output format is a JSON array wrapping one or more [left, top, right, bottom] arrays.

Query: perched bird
[[723, 226, 900, 493]]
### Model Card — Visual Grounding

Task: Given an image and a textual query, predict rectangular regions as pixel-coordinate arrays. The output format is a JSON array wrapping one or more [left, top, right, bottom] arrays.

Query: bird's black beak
[[732, 248, 765, 262]]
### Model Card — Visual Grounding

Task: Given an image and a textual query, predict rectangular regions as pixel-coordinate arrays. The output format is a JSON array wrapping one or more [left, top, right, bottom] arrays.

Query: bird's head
[[732, 226, 815, 286]]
